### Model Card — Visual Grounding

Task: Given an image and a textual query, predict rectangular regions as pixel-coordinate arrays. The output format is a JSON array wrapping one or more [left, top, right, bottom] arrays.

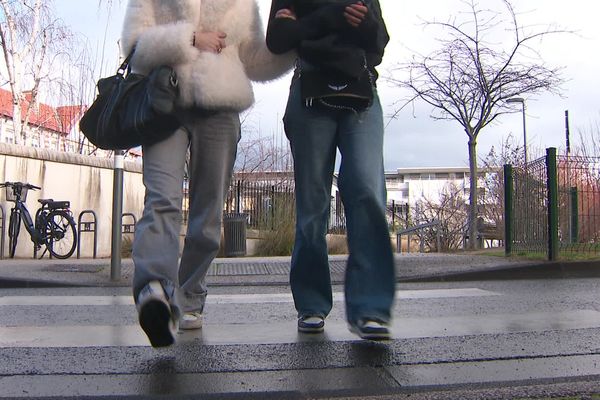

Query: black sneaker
[[298, 316, 325, 333], [348, 318, 391, 341], [137, 281, 176, 347]]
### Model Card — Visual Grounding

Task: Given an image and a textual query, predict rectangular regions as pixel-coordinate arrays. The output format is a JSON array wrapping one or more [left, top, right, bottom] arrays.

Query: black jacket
[[266, 0, 389, 80]]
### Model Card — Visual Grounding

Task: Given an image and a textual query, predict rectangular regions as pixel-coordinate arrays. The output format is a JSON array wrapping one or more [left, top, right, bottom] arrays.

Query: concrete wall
[[0, 143, 145, 258]]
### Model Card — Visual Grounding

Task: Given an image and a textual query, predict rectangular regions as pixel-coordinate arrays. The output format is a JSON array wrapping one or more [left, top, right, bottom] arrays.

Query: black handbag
[[298, 55, 374, 113], [300, 67, 374, 112], [79, 51, 180, 150]]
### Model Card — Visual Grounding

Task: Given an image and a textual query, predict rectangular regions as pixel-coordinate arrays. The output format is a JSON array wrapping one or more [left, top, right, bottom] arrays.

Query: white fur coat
[[121, 0, 294, 111]]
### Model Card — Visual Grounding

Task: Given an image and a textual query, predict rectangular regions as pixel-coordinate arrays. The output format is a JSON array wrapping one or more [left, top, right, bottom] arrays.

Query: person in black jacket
[[266, 0, 396, 340]]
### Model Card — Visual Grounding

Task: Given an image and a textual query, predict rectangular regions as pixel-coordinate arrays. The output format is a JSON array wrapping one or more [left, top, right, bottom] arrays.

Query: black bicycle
[[1, 182, 77, 259]]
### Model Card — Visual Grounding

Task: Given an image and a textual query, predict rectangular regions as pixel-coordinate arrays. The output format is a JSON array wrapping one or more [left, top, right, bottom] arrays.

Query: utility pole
[[565, 110, 571, 155]]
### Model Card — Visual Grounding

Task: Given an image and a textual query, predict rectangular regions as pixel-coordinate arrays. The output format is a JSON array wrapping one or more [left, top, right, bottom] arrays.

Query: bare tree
[[235, 112, 292, 178], [479, 135, 524, 235], [97, 0, 121, 8], [56, 42, 105, 154], [576, 117, 600, 158], [70, 0, 123, 155], [413, 183, 468, 251], [0, 0, 76, 145], [235, 134, 292, 176], [390, 0, 566, 249]]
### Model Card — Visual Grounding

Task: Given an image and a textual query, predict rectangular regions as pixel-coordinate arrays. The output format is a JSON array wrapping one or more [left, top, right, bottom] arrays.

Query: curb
[[0, 278, 89, 289], [1, 260, 599, 289], [401, 260, 600, 282]]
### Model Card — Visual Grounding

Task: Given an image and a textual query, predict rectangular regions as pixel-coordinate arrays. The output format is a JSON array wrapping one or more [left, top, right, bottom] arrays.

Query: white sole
[[348, 324, 391, 341]]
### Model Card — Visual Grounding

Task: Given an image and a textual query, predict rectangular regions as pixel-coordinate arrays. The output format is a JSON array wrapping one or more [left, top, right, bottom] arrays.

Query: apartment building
[[385, 167, 474, 206], [0, 89, 83, 150], [0, 89, 141, 161]]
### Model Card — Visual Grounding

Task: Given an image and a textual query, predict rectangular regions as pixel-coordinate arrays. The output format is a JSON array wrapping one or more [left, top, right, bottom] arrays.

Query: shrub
[[121, 236, 133, 258], [327, 234, 348, 254], [254, 194, 296, 256]]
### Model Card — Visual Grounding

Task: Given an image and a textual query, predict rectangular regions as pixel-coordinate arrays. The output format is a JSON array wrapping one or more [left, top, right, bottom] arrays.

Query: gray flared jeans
[[132, 108, 240, 314]]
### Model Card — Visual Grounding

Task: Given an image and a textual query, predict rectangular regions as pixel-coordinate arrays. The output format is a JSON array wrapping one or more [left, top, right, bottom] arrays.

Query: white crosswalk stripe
[[1, 287, 599, 348], [0, 288, 499, 306]]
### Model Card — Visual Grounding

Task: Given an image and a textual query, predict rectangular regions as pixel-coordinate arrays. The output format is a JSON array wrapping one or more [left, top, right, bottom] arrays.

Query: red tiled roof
[[0, 88, 85, 135]]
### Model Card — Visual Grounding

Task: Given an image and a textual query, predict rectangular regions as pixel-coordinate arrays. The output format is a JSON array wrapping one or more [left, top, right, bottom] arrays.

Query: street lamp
[[506, 97, 528, 165]]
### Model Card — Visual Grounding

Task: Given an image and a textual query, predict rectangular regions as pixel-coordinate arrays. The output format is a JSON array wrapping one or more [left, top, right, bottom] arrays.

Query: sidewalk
[[1, 252, 597, 288]]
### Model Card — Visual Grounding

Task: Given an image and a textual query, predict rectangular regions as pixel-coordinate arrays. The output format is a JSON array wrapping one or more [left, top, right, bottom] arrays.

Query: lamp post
[[507, 97, 528, 165], [110, 149, 125, 281]]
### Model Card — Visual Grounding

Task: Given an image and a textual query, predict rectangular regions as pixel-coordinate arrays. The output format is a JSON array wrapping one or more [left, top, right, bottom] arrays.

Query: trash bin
[[223, 212, 247, 257]]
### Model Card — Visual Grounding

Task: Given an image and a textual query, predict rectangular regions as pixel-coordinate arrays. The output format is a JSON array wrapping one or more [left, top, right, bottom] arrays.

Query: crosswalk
[[0, 287, 498, 306], [0, 288, 502, 348], [3, 284, 600, 398], [1, 287, 600, 348]]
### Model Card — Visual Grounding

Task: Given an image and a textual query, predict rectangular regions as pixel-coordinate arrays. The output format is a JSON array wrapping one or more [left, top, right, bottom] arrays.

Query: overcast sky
[[56, 0, 600, 170]]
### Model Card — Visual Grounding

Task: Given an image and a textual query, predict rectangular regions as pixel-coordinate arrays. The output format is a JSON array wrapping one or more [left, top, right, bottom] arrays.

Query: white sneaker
[[298, 315, 325, 333], [348, 318, 391, 341], [179, 311, 203, 330]]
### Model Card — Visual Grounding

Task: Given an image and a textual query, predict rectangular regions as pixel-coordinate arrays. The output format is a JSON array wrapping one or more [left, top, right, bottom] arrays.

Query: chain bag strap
[[299, 57, 374, 113]]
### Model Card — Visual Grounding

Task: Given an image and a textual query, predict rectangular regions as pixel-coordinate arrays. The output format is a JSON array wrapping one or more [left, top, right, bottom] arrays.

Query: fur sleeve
[[121, 0, 198, 74], [238, 0, 295, 82]]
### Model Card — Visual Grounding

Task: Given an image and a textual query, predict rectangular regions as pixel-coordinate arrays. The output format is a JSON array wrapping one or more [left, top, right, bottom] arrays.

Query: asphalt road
[[1, 277, 600, 399]]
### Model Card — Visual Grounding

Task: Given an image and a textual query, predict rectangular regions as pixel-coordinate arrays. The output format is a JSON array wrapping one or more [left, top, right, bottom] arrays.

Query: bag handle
[[117, 47, 136, 77]]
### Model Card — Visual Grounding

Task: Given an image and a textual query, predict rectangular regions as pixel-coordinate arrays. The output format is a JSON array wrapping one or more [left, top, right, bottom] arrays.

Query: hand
[[344, 2, 368, 27], [275, 8, 296, 20], [193, 31, 227, 54]]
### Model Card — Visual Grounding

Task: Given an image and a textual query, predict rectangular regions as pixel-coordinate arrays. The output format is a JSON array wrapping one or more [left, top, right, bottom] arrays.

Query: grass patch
[[462, 247, 600, 262], [465, 249, 507, 257], [511, 250, 600, 262], [556, 252, 600, 262], [514, 251, 547, 261]]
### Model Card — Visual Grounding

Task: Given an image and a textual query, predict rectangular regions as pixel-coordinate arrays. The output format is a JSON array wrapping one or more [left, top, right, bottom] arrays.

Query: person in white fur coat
[[122, 0, 294, 347]]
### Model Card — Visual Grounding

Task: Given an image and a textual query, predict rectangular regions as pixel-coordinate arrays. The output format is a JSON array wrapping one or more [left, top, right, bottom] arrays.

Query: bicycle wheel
[[8, 211, 21, 258], [44, 210, 77, 259]]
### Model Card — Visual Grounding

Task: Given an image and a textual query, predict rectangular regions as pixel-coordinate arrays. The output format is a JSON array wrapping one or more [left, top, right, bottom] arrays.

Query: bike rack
[[77, 210, 98, 259], [122, 213, 137, 235], [0, 204, 5, 260]]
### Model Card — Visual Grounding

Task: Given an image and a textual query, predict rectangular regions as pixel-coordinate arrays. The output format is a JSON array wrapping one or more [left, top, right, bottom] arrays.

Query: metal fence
[[182, 178, 407, 235], [505, 148, 600, 260], [557, 154, 600, 255], [181, 179, 298, 230], [510, 156, 549, 255], [224, 180, 296, 230]]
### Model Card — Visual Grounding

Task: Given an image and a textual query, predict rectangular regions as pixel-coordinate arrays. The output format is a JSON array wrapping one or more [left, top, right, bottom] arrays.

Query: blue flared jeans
[[283, 78, 396, 325]]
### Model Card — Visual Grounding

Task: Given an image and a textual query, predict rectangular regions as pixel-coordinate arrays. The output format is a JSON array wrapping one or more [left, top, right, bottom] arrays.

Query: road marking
[[1, 309, 600, 348], [390, 354, 600, 387], [0, 288, 499, 306], [4, 355, 600, 397]]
